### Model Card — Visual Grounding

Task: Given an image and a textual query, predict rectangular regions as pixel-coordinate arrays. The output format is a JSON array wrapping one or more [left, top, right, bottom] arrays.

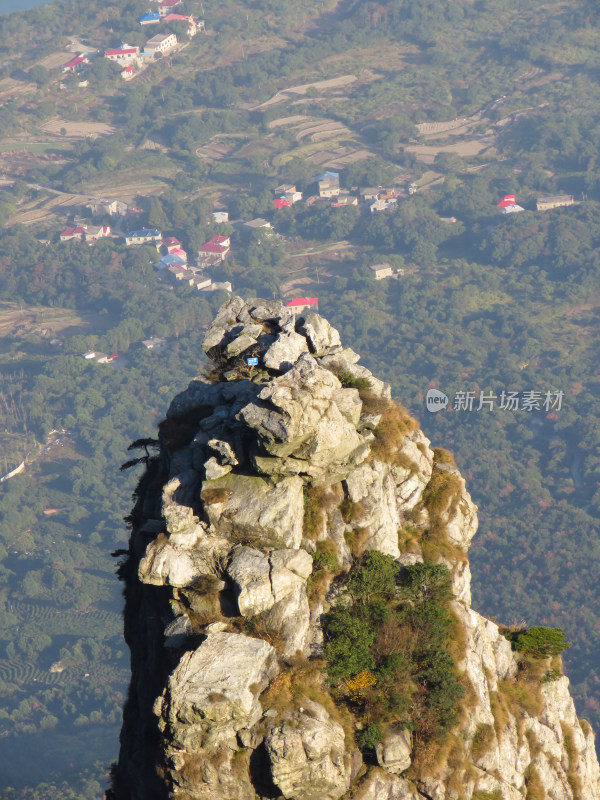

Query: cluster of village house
[[276, 171, 412, 215], [60, 205, 233, 294], [67, 188, 581, 364], [59, 177, 582, 299], [497, 193, 576, 213], [62, 0, 204, 82]]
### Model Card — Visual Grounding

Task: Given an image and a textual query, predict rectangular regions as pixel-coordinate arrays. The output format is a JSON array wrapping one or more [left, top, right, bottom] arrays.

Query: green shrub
[[313, 539, 341, 572], [313, 550, 340, 571], [541, 667, 563, 683], [357, 722, 382, 750], [510, 626, 571, 658], [348, 551, 400, 601], [418, 649, 464, 734], [323, 557, 464, 750], [337, 371, 372, 391], [398, 561, 453, 607], [322, 609, 376, 681], [387, 690, 411, 717]]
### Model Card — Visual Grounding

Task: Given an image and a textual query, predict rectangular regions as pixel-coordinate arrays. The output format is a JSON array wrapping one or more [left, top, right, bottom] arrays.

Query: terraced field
[[0, 658, 68, 687], [11, 602, 122, 639]]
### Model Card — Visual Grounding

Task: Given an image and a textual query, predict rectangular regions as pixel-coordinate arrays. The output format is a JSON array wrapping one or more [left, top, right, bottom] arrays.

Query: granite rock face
[[265, 700, 352, 800], [114, 297, 600, 800]]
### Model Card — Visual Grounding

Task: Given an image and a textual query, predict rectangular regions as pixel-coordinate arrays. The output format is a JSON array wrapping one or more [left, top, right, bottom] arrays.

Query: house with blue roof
[[139, 11, 160, 24], [315, 170, 339, 182], [316, 170, 340, 198], [154, 253, 187, 270], [125, 228, 162, 246]]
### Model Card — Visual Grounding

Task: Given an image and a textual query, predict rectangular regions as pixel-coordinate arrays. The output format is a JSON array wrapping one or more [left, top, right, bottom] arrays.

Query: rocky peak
[[112, 297, 600, 800]]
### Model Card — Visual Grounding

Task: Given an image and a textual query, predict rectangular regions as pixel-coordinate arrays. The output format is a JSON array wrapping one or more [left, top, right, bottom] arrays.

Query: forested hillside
[[1, 0, 600, 795]]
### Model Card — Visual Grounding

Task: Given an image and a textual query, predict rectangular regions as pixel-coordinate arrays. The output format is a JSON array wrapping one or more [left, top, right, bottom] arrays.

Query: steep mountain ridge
[[112, 297, 600, 800]]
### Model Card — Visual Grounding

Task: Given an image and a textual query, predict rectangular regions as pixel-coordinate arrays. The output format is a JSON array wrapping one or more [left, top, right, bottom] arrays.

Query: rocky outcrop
[[265, 700, 353, 800], [114, 297, 600, 800], [375, 729, 412, 775]]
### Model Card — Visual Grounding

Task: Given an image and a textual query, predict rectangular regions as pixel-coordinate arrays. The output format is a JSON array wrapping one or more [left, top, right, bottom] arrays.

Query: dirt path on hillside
[[253, 74, 359, 110]]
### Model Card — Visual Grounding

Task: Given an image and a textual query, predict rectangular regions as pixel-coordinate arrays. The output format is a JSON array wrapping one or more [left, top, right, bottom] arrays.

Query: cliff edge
[[111, 297, 600, 800]]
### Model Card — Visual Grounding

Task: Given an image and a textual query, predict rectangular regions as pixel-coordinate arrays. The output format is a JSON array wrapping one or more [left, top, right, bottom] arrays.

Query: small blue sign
[[246, 357, 258, 366]]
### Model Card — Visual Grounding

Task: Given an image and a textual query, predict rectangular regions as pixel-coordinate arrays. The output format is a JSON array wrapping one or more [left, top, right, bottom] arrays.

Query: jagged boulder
[[227, 546, 274, 616], [158, 632, 279, 750], [269, 548, 313, 597], [353, 768, 421, 799], [344, 460, 401, 557], [226, 547, 313, 655], [434, 463, 478, 550], [238, 354, 364, 469], [162, 473, 201, 535], [264, 586, 311, 658], [375, 729, 412, 774], [265, 700, 352, 800], [202, 472, 304, 548], [263, 328, 309, 371], [300, 312, 342, 355], [138, 524, 228, 588]]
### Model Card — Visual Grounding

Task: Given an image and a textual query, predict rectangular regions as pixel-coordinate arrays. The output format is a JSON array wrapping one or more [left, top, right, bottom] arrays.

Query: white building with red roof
[[170, 247, 187, 262], [105, 45, 140, 65], [162, 236, 181, 253], [158, 0, 182, 16], [85, 224, 110, 244], [60, 225, 87, 242], [198, 234, 230, 264], [62, 54, 89, 72], [163, 13, 198, 36], [285, 297, 319, 313]]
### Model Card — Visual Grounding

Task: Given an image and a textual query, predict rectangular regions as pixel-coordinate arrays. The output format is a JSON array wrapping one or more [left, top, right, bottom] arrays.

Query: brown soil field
[[0, 302, 91, 339], [8, 192, 88, 226], [214, 35, 287, 68], [34, 52, 73, 70], [268, 115, 310, 129], [307, 146, 371, 167], [310, 127, 349, 143], [417, 118, 473, 136], [406, 137, 495, 164], [0, 79, 36, 100], [41, 119, 115, 138], [295, 121, 347, 141], [0, 148, 68, 177]]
